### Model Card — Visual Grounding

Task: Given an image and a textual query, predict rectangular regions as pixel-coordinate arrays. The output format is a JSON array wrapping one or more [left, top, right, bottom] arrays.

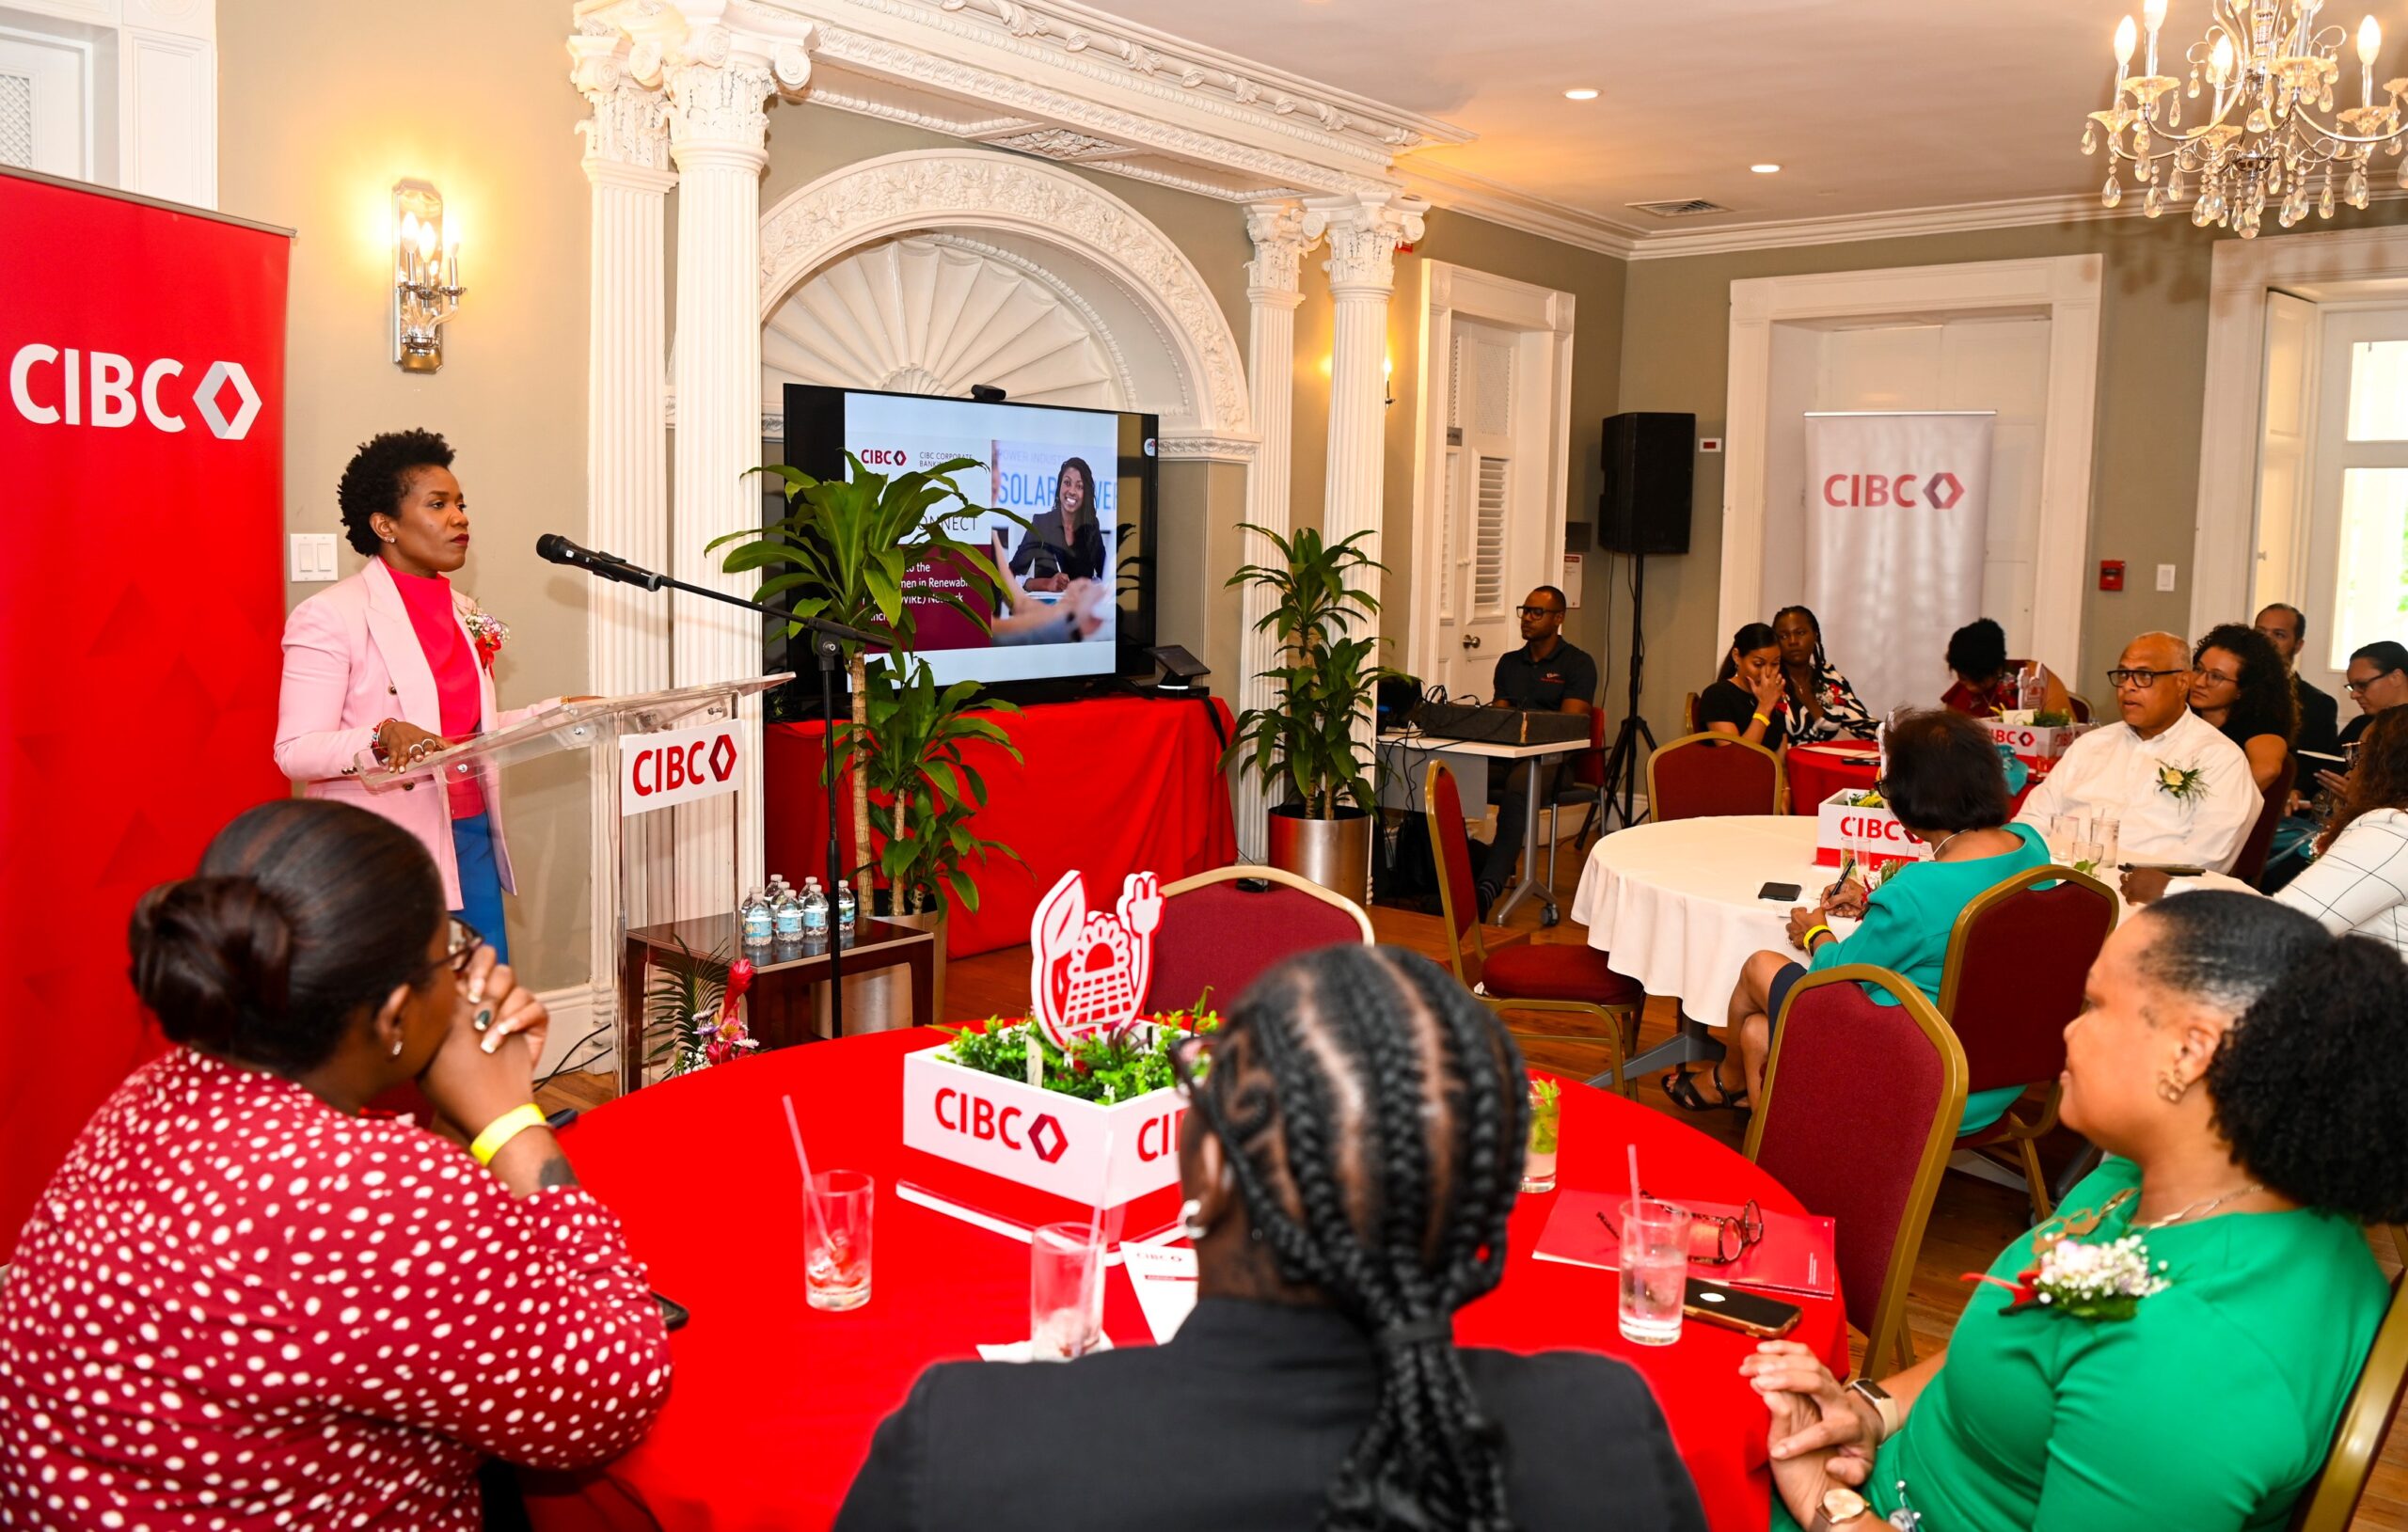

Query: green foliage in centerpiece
[[2032, 710, 2072, 728], [939, 1003, 1220, 1105]]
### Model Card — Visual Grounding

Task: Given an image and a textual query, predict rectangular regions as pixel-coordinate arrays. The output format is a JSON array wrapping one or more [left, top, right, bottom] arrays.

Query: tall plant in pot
[[709, 453, 1014, 902], [1225, 524, 1387, 898]]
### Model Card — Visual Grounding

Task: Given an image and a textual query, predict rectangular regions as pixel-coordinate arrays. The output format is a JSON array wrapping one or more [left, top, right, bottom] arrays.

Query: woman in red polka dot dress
[[0, 800, 673, 1529]]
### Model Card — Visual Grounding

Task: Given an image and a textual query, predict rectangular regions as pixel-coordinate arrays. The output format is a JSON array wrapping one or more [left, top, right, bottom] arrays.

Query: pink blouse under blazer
[[274, 560, 559, 907]]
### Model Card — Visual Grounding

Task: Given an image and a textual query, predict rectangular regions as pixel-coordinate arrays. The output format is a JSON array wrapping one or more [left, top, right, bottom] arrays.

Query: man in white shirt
[[2015, 631, 2258, 874]]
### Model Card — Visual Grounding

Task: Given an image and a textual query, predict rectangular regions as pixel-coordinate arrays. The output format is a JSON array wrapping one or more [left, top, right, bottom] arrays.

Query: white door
[[1430, 320, 1525, 702], [2302, 308, 2408, 700], [0, 27, 92, 179]]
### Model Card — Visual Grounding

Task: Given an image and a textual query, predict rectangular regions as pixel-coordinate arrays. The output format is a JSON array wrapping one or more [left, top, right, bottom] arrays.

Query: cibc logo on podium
[[900, 871, 1193, 1240]]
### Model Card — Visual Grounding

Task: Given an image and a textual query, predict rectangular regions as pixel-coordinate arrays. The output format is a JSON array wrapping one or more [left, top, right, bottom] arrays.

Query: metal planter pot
[[1266, 805, 1372, 904]]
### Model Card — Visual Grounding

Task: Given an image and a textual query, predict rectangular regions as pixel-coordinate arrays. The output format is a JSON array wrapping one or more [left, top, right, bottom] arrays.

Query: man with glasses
[[2014, 631, 2258, 874], [2254, 603, 2341, 756], [1474, 587, 1595, 915]]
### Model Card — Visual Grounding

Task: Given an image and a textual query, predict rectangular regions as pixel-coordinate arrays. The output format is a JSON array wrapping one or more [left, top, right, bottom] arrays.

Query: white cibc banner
[[1803, 411, 1995, 719], [620, 719, 743, 815]]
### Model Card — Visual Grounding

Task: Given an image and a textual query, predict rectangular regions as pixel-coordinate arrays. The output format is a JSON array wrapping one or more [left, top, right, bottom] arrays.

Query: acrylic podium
[[353, 676, 790, 1093]]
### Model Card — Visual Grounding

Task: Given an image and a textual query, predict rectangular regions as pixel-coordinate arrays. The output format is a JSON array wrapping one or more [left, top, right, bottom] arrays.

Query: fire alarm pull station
[[2099, 560, 2126, 592]]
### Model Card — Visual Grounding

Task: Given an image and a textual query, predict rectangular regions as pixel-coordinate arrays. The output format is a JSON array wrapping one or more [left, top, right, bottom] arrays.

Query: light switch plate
[[291, 532, 338, 582], [2155, 562, 2178, 592]]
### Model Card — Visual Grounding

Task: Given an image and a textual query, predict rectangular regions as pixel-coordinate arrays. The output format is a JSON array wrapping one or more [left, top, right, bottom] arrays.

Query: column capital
[[1244, 201, 1315, 303], [569, 36, 675, 187], [579, 2, 814, 172], [1302, 192, 1429, 297]]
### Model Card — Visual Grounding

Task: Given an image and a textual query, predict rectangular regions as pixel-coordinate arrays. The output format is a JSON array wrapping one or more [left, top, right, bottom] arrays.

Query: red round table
[[1786, 741, 2046, 815], [528, 1031, 1847, 1532]]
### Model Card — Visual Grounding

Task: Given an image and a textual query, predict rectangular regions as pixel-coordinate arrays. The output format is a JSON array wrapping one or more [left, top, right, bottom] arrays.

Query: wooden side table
[[617, 913, 938, 1094]]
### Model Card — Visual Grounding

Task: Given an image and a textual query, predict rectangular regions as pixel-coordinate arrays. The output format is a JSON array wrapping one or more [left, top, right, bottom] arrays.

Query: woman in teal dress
[[1745, 891, 2407, 1531], [1671, 709, 2051, 1113]]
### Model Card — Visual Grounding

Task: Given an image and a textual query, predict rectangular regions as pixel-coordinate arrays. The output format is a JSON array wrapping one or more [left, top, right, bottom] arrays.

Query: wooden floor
[[542, 852, 2408, 1528]]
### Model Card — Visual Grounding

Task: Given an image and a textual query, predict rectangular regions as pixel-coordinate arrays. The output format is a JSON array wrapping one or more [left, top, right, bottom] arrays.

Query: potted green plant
[[710, 452, 1017, 908], [1224, 523, 1388, 898], [847, 655, 1029, 1019]]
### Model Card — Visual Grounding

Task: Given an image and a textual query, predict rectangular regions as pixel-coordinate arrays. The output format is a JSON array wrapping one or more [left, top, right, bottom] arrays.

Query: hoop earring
[[1178, 1197, 1210, 1241], [2156, 1067, 2189, 1104]]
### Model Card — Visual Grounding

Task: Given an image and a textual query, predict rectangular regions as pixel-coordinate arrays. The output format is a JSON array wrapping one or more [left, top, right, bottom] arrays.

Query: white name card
[[619, 719, 742, 815]]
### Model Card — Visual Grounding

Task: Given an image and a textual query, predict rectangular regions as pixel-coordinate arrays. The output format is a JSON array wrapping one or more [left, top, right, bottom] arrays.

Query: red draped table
[[765, 694, 1239, 959], [527, 1031, 1847, 1532]]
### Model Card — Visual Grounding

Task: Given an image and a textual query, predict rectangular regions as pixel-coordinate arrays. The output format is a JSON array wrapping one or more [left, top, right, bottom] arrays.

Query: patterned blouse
[[0, 1049, 672, 1530], [1778, 662, 1879, 744]]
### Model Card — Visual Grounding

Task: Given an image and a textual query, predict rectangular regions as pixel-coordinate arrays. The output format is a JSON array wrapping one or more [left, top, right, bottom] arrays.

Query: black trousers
[[1476, 758, 1565, 892]]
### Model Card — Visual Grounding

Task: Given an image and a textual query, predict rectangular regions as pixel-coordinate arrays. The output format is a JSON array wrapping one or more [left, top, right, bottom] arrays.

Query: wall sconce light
[[1383, 355, 1395, 408], [392, 180, 464, 373]]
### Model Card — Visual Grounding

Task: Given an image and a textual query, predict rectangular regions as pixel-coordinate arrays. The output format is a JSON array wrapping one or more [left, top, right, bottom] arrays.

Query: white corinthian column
[[656, 11, 811, 920], [1233, 202, 1314, 860], [1303, 192, 1427, 755], [569, 30, 673, 1028]]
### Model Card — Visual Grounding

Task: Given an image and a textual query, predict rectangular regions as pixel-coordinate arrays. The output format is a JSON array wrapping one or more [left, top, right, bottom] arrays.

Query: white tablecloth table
[[1570, 816, 1845, 1058]]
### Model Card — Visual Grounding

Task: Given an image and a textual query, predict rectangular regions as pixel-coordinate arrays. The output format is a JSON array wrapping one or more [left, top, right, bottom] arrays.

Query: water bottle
[[740, 888, 772, 945], [836, 879, 857, 936], [2017, 661, 2045, 713], [771, 882, 804, 939], [801, 878, 830, 938]]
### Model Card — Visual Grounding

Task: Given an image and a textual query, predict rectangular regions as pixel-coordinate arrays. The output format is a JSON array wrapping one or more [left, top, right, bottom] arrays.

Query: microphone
[[536, 533, 664, 591]]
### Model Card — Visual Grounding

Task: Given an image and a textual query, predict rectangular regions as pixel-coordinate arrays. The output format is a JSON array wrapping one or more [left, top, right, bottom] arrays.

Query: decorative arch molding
[[757, 149, 1253, 450]]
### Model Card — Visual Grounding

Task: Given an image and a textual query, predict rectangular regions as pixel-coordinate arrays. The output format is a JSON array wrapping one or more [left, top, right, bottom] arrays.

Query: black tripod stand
[[536, 535, 883, 1037], [1597, 551, 1655, 830]]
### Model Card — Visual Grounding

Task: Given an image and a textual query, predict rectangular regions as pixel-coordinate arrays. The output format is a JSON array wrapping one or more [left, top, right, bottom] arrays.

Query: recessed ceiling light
[[1563, 87, 1599, 101], [1751, 163, 1782, 173]]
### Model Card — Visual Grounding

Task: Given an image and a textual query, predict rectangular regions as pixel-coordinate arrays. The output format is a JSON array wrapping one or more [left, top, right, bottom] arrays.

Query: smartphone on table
[[1682, 1278, 1800, 1338]]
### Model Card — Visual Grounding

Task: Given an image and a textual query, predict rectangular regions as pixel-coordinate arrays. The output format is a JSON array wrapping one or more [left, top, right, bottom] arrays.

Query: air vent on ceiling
[[1626, 197, 1733, 219]]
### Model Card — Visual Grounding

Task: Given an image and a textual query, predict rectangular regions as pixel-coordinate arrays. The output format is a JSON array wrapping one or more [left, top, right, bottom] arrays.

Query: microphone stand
[[559, 545, 884, 1040]]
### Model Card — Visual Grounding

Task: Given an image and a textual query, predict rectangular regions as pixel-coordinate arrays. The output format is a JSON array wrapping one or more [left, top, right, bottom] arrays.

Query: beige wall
[[1613, 207, 2408, 742], [219, 0, 594, 989]]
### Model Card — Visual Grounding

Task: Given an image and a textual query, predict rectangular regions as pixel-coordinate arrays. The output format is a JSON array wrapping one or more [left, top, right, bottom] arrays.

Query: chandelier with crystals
[[2083, 0, 2408, 236]]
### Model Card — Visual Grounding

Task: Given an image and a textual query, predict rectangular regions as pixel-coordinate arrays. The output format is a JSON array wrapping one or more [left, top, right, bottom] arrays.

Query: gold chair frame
[[2290, 1273, 2408, 1531], [1746, 963, 1968, 1377], [1158, 863, 1376, 944], [1425, 761, 1636, 1095], [1644, 730, 1787, 821], [1934, 862, 2119, 1225]]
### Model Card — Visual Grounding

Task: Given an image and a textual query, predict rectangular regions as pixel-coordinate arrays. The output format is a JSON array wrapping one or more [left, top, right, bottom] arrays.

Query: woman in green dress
[[1745, 891, 2407, 1531]]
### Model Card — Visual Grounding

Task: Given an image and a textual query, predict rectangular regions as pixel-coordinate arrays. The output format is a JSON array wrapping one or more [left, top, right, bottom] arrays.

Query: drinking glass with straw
[[785, 1094, 873, 1312], [1617, 1143, 1687, 1346], [1032, 1129, 1115, 1359]]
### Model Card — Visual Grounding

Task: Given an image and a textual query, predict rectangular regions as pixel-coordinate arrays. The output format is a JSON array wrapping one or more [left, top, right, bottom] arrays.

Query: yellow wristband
[[1751, 711, 1771, 725], [470, 1103, 548, 1166], [1802, 924, 1833, 948]]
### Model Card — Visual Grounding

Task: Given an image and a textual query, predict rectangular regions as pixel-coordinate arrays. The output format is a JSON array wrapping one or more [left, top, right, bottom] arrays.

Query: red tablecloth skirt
[[531, 1031, 1847, 1532], [764, 694, 1239, 959], [1785, 743, 2043, 816]]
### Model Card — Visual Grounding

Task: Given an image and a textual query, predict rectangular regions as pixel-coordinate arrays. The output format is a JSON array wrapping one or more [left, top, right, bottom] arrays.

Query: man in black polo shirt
[[1475, 586, 1597, 915], [2255, 603, 2341, 756]]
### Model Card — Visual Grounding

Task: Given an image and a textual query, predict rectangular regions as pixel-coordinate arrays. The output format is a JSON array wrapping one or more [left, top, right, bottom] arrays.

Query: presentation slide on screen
[[843, 391, 1122, 687]]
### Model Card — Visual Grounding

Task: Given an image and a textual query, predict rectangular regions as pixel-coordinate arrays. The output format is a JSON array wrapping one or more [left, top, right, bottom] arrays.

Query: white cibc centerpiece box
[[1988, 719, 2090, 764], [1814, 790, 1935, 869], [899, 1043, 1185, 1207]]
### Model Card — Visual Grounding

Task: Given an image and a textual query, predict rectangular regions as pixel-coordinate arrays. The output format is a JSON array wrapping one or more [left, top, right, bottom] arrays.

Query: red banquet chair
[[1425, 762, 1639, 1093], [1544, 705, 1611, 890], [1746, 964, 1967, 1375], [1141, 864, 1374, 1016], [1645, 731, 1784, 822], [2232, 752, 2298, 888], [1935, 862, 2117, 1224]]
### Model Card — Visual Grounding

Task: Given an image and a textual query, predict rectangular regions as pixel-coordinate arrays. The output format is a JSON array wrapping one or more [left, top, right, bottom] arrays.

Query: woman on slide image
[[1009, 455, 1106, 592]]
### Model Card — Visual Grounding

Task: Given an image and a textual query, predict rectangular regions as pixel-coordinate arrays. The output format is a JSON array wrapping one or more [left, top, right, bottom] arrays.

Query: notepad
[[1530, 1187, 1836, 1299]]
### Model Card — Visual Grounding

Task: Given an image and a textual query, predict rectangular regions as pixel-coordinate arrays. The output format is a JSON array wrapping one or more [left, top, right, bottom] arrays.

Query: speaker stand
[[1598, 551, 1655, 830]]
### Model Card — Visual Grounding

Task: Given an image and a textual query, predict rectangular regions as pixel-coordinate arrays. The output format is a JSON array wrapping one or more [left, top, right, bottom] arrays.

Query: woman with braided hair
[[835, 944, 1704, 1532]]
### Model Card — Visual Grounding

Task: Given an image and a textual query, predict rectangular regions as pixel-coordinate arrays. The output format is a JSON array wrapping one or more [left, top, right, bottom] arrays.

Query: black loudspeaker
[[1598, 411, 1695, 555]]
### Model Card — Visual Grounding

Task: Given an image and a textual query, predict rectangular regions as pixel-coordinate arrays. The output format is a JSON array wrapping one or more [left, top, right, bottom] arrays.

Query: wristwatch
[[1847, 1375, 1900, 1442], [1820, 1487, 1872, 1525]]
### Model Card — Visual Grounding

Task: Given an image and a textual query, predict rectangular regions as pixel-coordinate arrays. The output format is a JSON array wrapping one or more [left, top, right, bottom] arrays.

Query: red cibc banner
[[0, 170, 291, 1259]]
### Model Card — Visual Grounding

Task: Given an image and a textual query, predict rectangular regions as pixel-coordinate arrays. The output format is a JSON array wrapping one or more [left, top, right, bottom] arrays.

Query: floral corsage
[[2155, 762, 2206, 803], [461, 605, 510, 672], [1966, 1232, 2169, 1321]]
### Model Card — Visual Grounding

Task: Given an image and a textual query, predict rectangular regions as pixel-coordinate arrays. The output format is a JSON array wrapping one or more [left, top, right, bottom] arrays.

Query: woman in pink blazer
[[276, 432, 562, 962]]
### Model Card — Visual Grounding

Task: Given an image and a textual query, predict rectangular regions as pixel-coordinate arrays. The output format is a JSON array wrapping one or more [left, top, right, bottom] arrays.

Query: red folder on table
[[1530, 1188, 1837, 1299]]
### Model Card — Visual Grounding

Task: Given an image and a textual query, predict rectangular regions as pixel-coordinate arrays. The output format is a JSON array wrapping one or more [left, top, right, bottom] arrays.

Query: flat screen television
[[777, 383, 1159, 700]]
